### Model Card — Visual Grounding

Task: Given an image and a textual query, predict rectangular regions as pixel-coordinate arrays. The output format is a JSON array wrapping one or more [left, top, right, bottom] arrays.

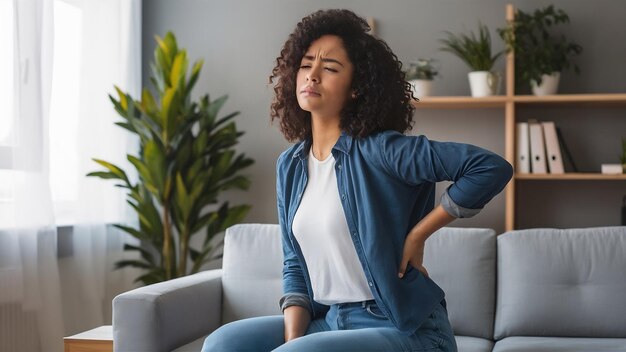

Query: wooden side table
[[64, 325, 113, 352]]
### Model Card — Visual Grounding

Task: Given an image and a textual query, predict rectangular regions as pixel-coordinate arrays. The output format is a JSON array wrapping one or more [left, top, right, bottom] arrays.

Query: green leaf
[[175, 172, 192, 220], [154, 34, 172, 69], [143, 140, 166, 197], [190, 211, 218, 235], [114, 259, 153, 270], [86, 171, 119, 180], [123, 244, 156, 265], [133, 269, 165, 285], [218, 175, 251, 191], [113, 224, 147, 240], [203, 95, 228, 128], [91, 159, 130, 184], [170, 51, 188, 90], [212, 111, 240, 130], [114, 85, 128, 110], [128, 155, 155, 187], [186, 59, 204, 94], [161, 87, 177, 141], [114, 121, 136, 133], [220, 204, 251, 232], [140, 88, 160, 123], [163, 31, 178, 58]]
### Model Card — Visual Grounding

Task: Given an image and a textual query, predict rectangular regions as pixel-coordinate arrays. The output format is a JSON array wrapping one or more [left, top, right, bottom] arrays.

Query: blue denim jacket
[[276, 130, 513, 335]]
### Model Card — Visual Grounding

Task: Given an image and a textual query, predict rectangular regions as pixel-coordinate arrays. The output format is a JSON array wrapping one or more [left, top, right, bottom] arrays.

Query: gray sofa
[[112, 224, 626, 352]]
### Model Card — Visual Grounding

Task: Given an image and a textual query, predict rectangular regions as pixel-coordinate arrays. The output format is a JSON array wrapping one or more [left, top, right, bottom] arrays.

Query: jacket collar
[[293, 130, 353, 160]]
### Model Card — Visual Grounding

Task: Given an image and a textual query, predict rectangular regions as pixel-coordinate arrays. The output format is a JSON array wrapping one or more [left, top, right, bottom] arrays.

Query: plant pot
[[409, 79, 433, 98], [468, 71, 500, 97], [531, 72, 560, 96]]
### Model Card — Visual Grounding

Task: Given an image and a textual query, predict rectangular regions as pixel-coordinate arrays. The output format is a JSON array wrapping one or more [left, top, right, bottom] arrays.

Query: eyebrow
[[302, 55, 345, 67]]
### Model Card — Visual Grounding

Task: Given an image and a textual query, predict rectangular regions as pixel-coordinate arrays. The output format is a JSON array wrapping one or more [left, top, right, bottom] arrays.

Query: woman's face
[[296, 35, 354, 119]]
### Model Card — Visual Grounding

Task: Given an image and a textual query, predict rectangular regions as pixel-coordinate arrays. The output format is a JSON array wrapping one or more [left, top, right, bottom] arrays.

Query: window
[[0, 0, 15, 227], [0, 0, 84, 226], [49, 0, 83, 224]]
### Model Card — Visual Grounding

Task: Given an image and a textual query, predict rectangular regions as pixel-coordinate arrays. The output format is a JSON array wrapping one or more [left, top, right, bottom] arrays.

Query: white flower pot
[[531, 72, 560, 96], [468, 71, 501, 97], [409, 79, 433, 98]]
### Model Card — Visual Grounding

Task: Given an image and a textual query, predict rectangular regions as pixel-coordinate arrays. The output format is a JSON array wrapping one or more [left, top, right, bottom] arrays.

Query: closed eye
[[299, 65, 337, 72]]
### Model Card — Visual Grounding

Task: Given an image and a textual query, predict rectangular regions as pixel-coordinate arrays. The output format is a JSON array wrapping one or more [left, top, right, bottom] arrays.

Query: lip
[[300, 87, 321, 96]]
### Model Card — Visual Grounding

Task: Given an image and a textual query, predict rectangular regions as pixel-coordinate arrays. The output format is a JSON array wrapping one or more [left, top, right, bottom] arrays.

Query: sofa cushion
[[492, 336, 626, 352], [171, 335, 206, 352], [424, 227, 497, 340], [454, 335, 495, 352], [494, 227, 626, 339], [221, 223, 283, 324]]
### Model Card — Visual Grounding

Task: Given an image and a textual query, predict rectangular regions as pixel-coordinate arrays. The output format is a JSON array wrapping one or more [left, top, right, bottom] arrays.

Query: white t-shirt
[[291, 148, 374, 305]]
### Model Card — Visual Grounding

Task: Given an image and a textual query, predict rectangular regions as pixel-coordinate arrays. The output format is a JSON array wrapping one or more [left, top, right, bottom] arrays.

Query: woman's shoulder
[[277, 141, 305, 168], [361, 129, 429, 150]]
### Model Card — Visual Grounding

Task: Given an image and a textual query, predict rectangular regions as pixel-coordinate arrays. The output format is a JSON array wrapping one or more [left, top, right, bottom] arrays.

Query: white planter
[[409, 79, 433, 98], [468, 71, 501, 97], [531, 72, 560, 96]]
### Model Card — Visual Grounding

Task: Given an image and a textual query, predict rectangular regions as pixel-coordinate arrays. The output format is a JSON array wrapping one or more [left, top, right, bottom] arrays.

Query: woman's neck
[[310, 114, 341, 160]]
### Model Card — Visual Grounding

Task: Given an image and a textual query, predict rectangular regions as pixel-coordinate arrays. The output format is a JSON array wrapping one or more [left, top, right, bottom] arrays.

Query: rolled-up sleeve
[[378, 131, 513, 218]]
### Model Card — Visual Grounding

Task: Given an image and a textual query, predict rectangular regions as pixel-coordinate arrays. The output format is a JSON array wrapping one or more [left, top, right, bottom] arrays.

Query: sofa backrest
[[221, 223, 284, 324], [494, 227, 626, 339], [221, 223, 498, 340], [424, 227, 497, 340]]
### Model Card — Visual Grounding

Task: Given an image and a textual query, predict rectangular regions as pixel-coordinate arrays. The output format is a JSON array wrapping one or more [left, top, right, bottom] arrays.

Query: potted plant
[[440, 23, 503, 97], [404, 58, 439, 98], [87, 32, 254, 285], [497, 5, 583, 95]]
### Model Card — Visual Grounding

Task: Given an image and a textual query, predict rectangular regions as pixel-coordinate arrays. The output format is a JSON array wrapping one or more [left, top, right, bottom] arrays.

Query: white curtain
[[0, 0, 142, 351]]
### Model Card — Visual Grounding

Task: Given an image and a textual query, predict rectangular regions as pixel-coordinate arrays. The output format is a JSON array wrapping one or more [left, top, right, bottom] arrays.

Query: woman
[[203, 9, 512, 352]]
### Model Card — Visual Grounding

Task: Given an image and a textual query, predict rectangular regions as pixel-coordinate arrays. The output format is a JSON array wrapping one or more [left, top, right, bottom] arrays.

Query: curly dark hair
[[269, 9, 416, 142]]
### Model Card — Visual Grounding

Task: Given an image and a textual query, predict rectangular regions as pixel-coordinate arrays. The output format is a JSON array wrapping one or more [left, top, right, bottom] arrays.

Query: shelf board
[[411, 96, 508, 109], [514, 93, 626, 106], [516, 173, 626, 180], [411, 93, 626, 109]]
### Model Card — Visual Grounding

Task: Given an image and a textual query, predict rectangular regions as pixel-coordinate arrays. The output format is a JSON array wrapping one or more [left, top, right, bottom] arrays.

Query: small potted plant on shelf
[[439, 23, 503, 97], [404, 58, 439, 98], [497, 5, 583, 96]]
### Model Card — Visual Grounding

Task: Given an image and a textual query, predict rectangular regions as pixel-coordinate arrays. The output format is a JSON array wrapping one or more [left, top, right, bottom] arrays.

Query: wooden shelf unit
[[516, 173, 626, 181], [413, 4, 626, 231]]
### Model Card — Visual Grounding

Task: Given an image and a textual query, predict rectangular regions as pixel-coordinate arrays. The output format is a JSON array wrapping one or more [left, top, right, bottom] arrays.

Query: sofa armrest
[[113, 269, 222, 352]]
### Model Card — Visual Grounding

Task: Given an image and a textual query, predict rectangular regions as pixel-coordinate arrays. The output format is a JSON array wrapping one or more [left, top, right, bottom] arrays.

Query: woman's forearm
[[283, 305, 311, 342], [410, 204, 456, 243]]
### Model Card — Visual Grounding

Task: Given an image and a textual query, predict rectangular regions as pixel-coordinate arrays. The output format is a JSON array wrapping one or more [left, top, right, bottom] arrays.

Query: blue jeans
[[202, 299, 457, 351]]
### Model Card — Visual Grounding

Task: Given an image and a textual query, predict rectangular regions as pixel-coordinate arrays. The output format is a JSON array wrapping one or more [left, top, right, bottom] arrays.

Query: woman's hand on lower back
[[398, 204, 456, 279]]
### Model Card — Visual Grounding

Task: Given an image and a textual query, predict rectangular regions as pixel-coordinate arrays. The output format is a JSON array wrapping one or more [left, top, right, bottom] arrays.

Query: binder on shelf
[[556, 127, 579, 173], [541, 121, 565, 174], [515, 122, 530, 173], [528, 119, 547, 174]]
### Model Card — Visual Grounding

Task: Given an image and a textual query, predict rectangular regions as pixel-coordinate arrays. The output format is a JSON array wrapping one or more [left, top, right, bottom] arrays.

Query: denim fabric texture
[[202, 299, 457, 351], [277, 130, 512, 334]]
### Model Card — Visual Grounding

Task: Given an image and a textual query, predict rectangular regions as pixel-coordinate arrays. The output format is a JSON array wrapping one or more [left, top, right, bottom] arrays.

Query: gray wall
[[143, 0, 626, 235]]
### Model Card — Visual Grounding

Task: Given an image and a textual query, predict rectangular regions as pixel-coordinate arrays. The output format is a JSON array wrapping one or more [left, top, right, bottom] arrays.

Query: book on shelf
[[515, 122, 530, 173], [528, 119, 547, 174], [519, 119, 577, 175], [542, 121, 564, 174], [555, 126, 578, 173]]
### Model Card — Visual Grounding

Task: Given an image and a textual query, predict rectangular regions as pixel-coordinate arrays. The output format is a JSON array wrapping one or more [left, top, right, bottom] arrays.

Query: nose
[[306, 64, 320, 83]]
